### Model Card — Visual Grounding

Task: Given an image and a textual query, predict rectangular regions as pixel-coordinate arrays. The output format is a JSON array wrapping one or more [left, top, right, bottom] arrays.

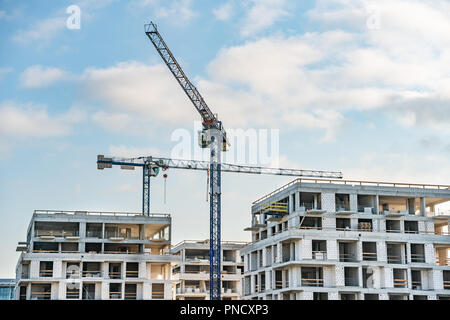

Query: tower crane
[[95, 21, 344, 300]]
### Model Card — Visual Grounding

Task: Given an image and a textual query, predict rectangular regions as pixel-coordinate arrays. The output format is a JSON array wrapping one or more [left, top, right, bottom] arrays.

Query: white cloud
[[240, 0, 290, 37], [83, 61, 198, 131], [12, 17, 66, 45], [0, 101, 85, 138], [213, 2, 234, 21], [20, 65, 67, 88]]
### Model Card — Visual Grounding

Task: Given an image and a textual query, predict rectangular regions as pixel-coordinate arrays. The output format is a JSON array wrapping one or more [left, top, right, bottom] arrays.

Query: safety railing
[[126, 270, 139, 278], [109, 271, 122, 279], [34, 209, 170, 218], [82, 270, 103, 278], [387, 255, 404, 264], [30, 291, 51, 299], [393, 279, 408, 288], [443, 280, 450, 289], [339, 253, 358, 262], [105, 231, 140, 239], [39, 270, 53, 277], [301, 278, 324, 287], [312, 251, 327, 260], [103, 250, 140, 254], [109, 292, 122, 299], [66, 290, 80, 299], [152, 291, 164, 299], [273, 280, 289, 289], [362, 252, 377, 261], [124, 293, 137, 300], [35, 230, 79, 237], [262, 201, 288, 214], [253, 178, 450, 205], [255, 283, 266, 292], [410, 253, 425, 263]]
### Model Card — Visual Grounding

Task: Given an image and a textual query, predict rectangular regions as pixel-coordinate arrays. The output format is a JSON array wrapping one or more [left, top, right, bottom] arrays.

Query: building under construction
[[172, 240, 245, 300], [241, 178, 450, 300], [14, 210, 177, 300]]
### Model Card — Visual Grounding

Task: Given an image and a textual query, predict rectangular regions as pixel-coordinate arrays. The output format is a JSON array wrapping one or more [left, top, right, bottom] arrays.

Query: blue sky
[[1, 0, 450, 277]]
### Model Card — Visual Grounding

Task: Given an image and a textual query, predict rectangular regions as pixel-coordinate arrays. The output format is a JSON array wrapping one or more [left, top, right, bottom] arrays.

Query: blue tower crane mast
[[144, 21, 228, 300]]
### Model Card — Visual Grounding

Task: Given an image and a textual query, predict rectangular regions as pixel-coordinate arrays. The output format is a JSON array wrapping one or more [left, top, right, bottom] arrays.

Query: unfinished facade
[[15, 210, 178, 300], [241, 179, 450, 300], [172, 240, 245, 300]]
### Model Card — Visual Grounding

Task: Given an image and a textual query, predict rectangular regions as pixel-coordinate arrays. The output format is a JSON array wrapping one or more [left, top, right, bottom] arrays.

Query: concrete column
[[276, 243, 282, 263], [350, 194, 358, 212], [79, 221, 86, 238], [420, 197, 426, 216], [265, 270, 271, 291], [243, 254, 248, 272], [432, 269, 444, 290], [327, 240, 338, 260], [356, 242, 363, 261], [406, 243, 411, 263], [289, 193, 294, 214], [375, 195, 380, 214], [302, 239, 312, 260], [142, 283, 151, 299], [290, 242, 295, 261], [377, 242, 387, 263], [424, 243, 435, 264], [407, 269, 412, 289], [101, 282, 109, 300], [295, 240, 302, 260], [295, 191, 300, 211], [53, 259, 62, 278], [139, 261, 146, 279], [358, 267, 363, 288], [262, 247, 267, 267], [250, 274, 256, 294], [51, 283, 59, 300], [58, 281, 65, 300], [256, 250, 261, 269], [30, 260, 39, 279]]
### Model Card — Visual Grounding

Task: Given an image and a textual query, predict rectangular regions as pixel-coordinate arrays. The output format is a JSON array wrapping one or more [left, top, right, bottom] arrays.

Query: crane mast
[[145, 21, 227, 299]]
